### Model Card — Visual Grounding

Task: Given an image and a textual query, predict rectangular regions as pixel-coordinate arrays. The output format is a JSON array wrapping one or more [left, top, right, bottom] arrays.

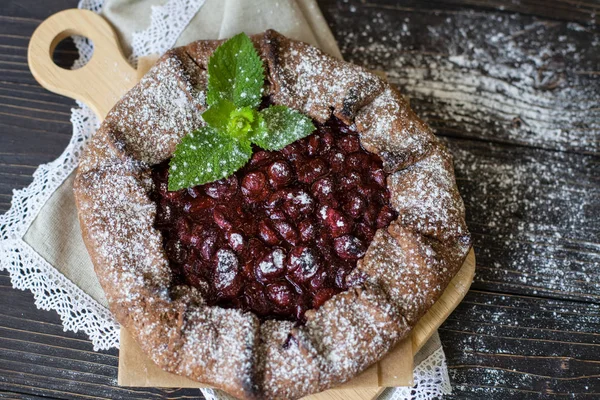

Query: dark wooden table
[[1, 0, 599, 399]]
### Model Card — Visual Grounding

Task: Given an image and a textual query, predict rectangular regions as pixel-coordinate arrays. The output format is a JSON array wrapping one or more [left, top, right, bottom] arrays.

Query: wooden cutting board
[[28, 9, 476, 400]]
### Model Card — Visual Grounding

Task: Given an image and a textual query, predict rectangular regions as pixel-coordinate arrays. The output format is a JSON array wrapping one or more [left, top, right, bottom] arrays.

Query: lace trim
[[1, 239, 119, 350], [0, 102, 119, 351], [0, 0, 205, 351], [382, 347, 452, 400], [129, 0, 207, 67]]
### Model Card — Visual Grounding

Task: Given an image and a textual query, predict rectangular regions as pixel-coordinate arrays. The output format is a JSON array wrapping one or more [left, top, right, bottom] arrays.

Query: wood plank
[[446, 138, 600, 302], [0, 0, 79, 214], [362, 0, 600, 25], [441, 290, 600, 398], [0, 271, 206, 400], [0, 389, 49, 400], [320, 0, 600, 155]]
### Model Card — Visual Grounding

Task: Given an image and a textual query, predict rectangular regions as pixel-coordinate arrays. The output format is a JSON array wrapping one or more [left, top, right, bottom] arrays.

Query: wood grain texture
[[28, 9, 137, 118], [0, 0, 599, 399], [316, 2, 599, 397]]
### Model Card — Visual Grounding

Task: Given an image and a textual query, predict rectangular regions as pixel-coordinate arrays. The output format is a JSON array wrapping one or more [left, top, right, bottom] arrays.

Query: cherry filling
[[150, 117, 397, 322]]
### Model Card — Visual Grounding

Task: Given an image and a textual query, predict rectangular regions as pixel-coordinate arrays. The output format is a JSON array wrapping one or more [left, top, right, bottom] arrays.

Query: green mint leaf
[[202, 100, 258, 140], [202, 100, 236, 132], [206, 33, 264, 108], [251, 106, 316, 151], [226, 106, 257, 139], [168, 127, 252, 191]]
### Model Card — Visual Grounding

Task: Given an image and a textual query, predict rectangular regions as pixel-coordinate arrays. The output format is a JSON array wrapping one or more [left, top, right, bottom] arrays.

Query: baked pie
[[74, 30, 471, 399]]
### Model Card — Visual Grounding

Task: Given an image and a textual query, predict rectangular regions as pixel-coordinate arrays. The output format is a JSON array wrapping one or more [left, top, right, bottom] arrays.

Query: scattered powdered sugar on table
[[336, 9, 600, 154], [329, 6, 599, 300], [449, 140, 599, 299]]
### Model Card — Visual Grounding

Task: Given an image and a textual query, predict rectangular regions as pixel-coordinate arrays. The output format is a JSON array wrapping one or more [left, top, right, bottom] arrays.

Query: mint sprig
[[206, 33, 264, 108], [251, 106, 317, 151], [168, 33, 315, 191], [168, 127, 252, 191]]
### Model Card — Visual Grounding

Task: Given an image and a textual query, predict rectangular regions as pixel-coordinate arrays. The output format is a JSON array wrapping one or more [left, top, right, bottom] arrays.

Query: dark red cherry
[[363, 203, 380, 227], [255, 248, 286, 281], [184, 195, 215, 216], [213, 206, 232, 231], [345, 152, 370, 171], [179, 223, 204, 246], [249, 150, 272, 167], [322, 207, 352, 238], [329, 152, 345, 172], [282, 189, 314, 219], [242, 171, 268, 202], [287, 247, 319, 282], [370, 168, 386, 187], [343, 192, 366, 219], [333, 235, 366, 260], [267, 207, 287, 221], [297, 158, 327, 184], [186, 186, 202, 198], [376, 205, 397, 228], [311, 177, 335, 203], [340, 171, 362, 191], [200, 231, 218, 260], [204, 175, 238, 200], [334, 266, 349, 289], [355, 222, 376, 242], [213, 249, 241, 297], [272, 220, 299, 246], [337, 135, 360, 153], [267, 160, 293, 188], [308, 269, 327, 291], [258, 220, 281, 245], [243, 282, 272, 316], [266, 282, 295, 309], [320, 131, 334, 153], [298, 219, 316, 242], [226, 230, 245, 252], [307, 135, 321, 156]]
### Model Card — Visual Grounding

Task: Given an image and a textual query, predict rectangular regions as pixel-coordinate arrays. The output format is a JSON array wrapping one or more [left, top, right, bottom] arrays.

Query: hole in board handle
[[52, 35, 94, 70]]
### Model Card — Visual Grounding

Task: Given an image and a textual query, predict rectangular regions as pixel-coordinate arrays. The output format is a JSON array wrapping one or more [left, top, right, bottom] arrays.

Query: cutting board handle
[[28, 8, 137, 118]]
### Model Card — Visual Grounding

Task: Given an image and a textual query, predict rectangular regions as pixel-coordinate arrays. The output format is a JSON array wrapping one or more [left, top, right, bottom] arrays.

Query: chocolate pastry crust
[[74, 30, 471, 400]]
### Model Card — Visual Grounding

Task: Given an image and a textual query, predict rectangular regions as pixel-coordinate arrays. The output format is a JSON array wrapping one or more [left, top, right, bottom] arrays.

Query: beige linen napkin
[[21, 0, 447, 397], [103, 0, 342, 60]]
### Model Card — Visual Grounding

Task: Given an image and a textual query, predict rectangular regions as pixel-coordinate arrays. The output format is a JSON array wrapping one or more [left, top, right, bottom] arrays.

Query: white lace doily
[[382, 347, 452, 400], [0, 0, 452, 398]]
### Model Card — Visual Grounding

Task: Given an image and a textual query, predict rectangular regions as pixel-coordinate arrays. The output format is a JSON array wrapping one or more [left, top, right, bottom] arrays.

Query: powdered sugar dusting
[[259, 248, 285, 275], [289, 248, 318, 278], [106, 49, 207, 165], [74, 31, 471, 399], [356, 86, 435, 172], [286, 190, 313, 206], [336, 9, 600, 153], [388, 145, 468, 242], [353, 223, 467, 325], [265, 30, 385, 123], [215, 249, 239, 290]]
